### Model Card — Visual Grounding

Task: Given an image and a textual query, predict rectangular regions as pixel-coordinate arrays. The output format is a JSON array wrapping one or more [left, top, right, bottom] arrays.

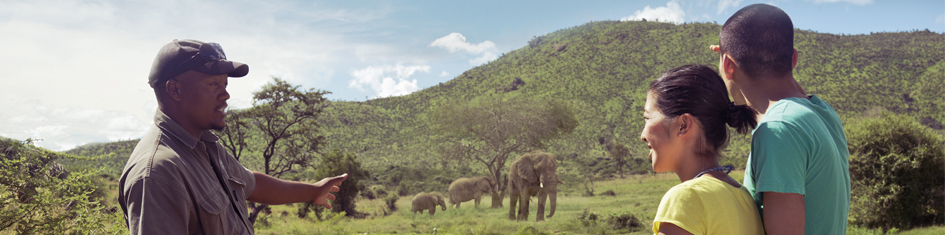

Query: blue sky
[[0, 0, 942, 151]]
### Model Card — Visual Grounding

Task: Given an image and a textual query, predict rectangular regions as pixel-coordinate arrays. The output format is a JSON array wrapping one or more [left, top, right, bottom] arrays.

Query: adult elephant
[[447, 176, 496, 208], [411, 192, 447, 215], [508, 151, 562, 221]]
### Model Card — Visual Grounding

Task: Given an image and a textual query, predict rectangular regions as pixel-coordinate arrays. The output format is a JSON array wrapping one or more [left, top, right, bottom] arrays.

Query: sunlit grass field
[[254, 172, 679, 235], [249, 171, 943, 235]]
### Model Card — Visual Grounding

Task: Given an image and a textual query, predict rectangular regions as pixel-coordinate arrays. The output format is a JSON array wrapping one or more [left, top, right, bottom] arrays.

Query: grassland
[[248, 171, 942, 235]]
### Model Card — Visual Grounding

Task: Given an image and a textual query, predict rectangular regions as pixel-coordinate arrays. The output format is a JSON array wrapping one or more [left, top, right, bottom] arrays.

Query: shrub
[[846, 112, 945, 231], [313, 149, 370, 217], [373, 185, 388, 197], [384, 194, 400, 213], [606, 211, 645, 233], [296, 201, 323, 220], [601, 190, 616, 196], [360, 186, 377, 200], [0, 137, 119, 234]]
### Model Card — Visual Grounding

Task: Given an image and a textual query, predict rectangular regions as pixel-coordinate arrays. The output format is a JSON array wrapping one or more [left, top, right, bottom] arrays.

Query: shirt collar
[[153, 110, 220, 149]]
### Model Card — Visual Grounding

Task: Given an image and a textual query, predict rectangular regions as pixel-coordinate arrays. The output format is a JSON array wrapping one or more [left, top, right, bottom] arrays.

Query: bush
[[606, 211, 645, 233], [601, 190, 616, 196], [846, 112, 945, 231], [0, 137, 119, 234], [384, 194, 400, 213], [360, 186, 377, 200], [313, 149, 370, 217], [373, 185, 388, 197]]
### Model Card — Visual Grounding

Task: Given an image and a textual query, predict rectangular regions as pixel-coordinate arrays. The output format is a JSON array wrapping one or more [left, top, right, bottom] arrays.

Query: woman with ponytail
[[640, 64, 763, 235]]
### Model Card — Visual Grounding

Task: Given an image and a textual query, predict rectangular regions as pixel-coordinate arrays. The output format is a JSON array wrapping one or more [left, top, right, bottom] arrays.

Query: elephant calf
[[411, 192, 447, 215]]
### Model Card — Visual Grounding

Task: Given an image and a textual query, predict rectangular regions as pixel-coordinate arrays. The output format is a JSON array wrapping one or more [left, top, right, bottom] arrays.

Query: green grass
[[82, 169, 945, 235], [250, 171, 944, 234], [253, 173, 680, 235]]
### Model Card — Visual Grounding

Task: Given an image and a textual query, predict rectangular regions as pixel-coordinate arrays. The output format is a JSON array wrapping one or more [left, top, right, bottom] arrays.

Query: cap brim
[[193, 60, 249, 78]]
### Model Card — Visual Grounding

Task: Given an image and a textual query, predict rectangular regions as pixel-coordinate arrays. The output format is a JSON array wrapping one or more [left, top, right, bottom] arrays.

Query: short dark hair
[[719, 3, 795, 79], [649, 64, 757, 157]]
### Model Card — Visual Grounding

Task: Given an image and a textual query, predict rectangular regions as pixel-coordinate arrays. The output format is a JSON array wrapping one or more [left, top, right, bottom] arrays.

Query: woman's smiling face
[[640, 92, 682, 173]]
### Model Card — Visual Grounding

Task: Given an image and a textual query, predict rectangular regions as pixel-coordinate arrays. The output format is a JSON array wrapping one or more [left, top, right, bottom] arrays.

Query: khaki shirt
[[119, 110, 256, 235]]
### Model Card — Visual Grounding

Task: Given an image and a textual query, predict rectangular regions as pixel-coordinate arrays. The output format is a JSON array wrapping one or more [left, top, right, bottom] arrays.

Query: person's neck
[[675, 157, 720, 183], [160, 107, 204, 140], [740, 75, 807, 121]]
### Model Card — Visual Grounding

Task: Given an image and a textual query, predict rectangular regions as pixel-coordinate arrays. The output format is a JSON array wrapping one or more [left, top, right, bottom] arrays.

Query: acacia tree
[[216, 77, 330, 224], [432, 95, 578, 208]]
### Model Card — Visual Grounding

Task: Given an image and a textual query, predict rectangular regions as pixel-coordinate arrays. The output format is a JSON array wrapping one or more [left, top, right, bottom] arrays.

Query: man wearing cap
[[118, 39, 347, 234], [709, 4, 850, 235]]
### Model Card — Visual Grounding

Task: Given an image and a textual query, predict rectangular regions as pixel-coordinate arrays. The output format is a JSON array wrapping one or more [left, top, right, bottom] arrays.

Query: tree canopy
[[432, 95, 578, 206]]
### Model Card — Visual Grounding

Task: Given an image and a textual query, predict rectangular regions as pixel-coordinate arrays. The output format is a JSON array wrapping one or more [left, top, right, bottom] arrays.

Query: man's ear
[[165, 80, 182, 101], [723, 54, 739, 78]]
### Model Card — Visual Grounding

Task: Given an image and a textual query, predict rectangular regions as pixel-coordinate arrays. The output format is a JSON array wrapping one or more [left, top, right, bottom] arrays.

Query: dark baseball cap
[[148, 39, 249, 88]]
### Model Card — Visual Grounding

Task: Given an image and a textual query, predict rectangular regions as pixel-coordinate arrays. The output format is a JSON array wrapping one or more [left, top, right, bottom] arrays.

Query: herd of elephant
[[410, 151, 561, 222]]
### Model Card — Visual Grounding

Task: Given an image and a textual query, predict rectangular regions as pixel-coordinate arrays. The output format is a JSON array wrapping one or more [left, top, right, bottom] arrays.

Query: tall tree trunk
[[247, 203, 268, 225]]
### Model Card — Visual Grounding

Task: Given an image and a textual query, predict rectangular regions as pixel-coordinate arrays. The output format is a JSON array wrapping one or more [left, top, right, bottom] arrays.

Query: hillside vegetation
[[315, 21, 943, 179], [57, 20, 943, 193], [36, 20, 943, 234]]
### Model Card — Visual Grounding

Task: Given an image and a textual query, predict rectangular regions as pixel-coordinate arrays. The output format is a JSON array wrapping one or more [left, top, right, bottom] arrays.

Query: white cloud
[[620, 1, 686, 24], [429, 33, 498, 65], [937, 14, 944, 23], [439, 71, 449, 77], [0, 0, 400, 150], [0, 103, 150, 151], [717, 0, 744, 14], [807, 0, 873, 5], [349, 64, 431, 98]]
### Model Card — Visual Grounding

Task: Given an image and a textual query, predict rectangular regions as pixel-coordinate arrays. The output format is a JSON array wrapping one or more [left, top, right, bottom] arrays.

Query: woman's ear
[[676, 114, 695, 136]]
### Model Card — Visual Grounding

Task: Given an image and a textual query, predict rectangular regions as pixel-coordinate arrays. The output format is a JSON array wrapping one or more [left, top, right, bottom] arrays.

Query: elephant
[[508, 150, 562, 221], [447, 176, 496, 208], [411, 192, 447, 215]]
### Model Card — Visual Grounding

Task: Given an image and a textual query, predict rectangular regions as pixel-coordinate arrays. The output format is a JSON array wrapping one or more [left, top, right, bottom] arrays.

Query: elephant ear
[[477, 178, 493, 192], [515, 157, 540, 184]]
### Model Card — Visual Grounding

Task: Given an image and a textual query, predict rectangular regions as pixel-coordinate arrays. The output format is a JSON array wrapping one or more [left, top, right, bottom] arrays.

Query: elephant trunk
[[547, 191, 557, 218]]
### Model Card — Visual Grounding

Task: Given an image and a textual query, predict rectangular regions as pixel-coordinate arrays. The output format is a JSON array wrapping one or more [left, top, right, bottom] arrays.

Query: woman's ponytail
[[725, 102, 757, 135]]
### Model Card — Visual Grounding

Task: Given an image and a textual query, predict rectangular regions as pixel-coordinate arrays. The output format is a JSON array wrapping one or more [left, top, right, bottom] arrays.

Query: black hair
[[719, 3, 795, 79], [648, 64, 757, 157]]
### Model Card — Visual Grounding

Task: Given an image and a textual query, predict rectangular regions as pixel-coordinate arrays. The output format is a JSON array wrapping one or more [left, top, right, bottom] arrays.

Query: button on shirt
[[119, 110, 256, 235]]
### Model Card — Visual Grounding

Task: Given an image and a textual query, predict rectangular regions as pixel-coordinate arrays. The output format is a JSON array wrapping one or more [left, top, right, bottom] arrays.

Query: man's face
[[175, 71, 230, 132]]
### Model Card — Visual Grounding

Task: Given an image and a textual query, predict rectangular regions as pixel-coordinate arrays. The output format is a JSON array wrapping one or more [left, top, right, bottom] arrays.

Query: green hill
[[60, 139, 138, 178], [317, 21, 944, 176], [59, 21, 944, 182]]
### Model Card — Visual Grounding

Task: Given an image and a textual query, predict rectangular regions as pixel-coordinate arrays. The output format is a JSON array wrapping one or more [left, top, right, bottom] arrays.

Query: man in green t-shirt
[[709, 4, 851, 235]]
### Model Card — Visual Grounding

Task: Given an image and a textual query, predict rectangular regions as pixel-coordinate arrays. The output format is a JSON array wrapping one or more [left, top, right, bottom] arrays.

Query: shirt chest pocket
[[227, 177, 250, 217], [198, 188, 250, 235]]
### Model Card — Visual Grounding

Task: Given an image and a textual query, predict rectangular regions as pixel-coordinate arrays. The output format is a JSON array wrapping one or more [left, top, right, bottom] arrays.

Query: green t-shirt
[[743, 95, 851, 235]]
